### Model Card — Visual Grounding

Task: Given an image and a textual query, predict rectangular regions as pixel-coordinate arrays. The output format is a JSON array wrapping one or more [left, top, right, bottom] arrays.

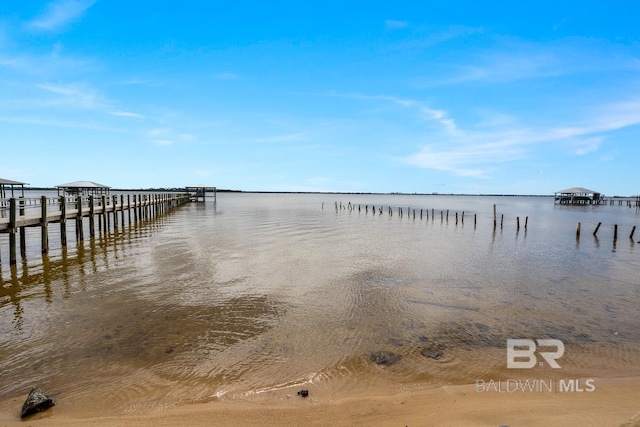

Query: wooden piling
[[112, 195, 118, 230], [19, 198, 26, 257], [493, 204, 497, 229], [630, 226, 636, 240], [576, 222, 581, 238], [455, 212, 458, 224], [89, 196, 95, 237], [9, 198, 17, 265], [41, 196, 49, 254], [525, 216, 528, 230], [76, 196, 84, 241], [593, 222, 602, 236], [614, 224, 618, 241], [121, 195, 125, 228], [517, 217, 520, 231], [60, 197, 67, 247], [501, 214, 504, 229], [102, 195, 108, 233]]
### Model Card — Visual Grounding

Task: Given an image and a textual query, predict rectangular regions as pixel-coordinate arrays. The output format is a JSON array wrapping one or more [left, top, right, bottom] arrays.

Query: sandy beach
[[1, 377, 639, 427]]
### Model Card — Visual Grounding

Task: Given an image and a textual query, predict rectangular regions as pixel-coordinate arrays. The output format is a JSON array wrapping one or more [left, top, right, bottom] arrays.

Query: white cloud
[[402, 97, 640, 177], [329, 92, 459, 135], [38, 82, 103, 108], [27, 0, 96, 33], [109, 111, 146, 119]]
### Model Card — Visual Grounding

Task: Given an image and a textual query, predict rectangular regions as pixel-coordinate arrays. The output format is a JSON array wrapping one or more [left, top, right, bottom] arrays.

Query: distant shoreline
[[16, 188, 639, 199], [22, 187, 556, 197]]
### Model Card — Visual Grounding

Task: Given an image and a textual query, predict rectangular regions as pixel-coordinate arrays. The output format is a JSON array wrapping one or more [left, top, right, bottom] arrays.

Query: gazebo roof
[[0, 178, 29, 186], [56, 181, 110, 189], [555, 187, 599, 194]]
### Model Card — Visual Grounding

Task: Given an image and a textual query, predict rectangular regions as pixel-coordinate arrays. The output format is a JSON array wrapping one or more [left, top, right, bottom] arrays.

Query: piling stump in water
[[593, 222, 602, 236]]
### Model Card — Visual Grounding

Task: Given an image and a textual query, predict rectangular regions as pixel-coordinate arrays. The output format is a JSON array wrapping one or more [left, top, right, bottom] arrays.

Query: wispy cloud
[[330, 92, 459, 135], [401, 97, 640, 177], [38, 82, 104, 109], [109, 111, 146, 119], [26, 0, 96, 33], [146, 128, 195, 146]]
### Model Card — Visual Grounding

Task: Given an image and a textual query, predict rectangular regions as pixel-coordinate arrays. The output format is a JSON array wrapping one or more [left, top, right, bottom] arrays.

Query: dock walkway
[[0, 193, 191, 265]]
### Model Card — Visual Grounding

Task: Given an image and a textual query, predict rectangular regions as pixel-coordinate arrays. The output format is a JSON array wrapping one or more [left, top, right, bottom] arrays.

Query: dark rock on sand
[[370, 351, 402, 366], [421, 343, 444, 360], [421, 349, 443, 360], [297, 389, 309, 398], [20, 387, 55, 419]]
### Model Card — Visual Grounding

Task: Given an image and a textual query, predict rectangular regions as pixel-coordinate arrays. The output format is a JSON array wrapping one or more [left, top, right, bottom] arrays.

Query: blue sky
[[1, 1, 639, 195]]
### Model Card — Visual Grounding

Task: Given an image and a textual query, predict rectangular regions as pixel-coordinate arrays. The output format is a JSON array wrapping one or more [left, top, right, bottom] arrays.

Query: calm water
[[1, 193, 640, 415]]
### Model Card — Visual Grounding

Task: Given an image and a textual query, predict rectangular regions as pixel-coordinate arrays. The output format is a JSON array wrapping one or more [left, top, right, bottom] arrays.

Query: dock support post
[[89, 196, 95, 238], [9, 198, 17, 265], [631, 226, 637, 240], [614, 224, 618, 241], [60, 197, 67, 247], [127, 195, 131, 225], [112, 195, 118, 230], [41, 196, 49, 254], [76, 196, 84, 241], [19, 197, 26, 257], [120, 195, 125, 228], [102, 195, 108, 234], [576, 222, 581, 238]]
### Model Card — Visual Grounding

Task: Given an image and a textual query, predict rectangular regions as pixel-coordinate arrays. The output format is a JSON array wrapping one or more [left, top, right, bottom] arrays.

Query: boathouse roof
[[554, 187, 599, 195], [0, 178, 29, 186], [0, 177, 29, 198], [56, 181, 111, 196], [56, 180, 110, 189]]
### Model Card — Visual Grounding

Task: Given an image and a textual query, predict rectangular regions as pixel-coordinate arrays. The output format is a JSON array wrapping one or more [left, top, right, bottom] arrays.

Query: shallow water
[[1, 193, 640, 415]]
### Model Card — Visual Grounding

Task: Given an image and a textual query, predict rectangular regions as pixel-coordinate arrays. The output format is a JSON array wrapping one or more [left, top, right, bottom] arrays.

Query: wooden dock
[[0, 193, 191, 265]]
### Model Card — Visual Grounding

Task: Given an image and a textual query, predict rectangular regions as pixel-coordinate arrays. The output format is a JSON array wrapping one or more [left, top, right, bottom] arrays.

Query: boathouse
[[0, 178, 28, 198], [554, 187, 602, 205], [185, 185, 216, 202], [56, 181, 111, 197]]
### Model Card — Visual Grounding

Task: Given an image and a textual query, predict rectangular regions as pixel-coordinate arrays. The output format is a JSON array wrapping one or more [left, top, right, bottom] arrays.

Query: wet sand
[[2, 377, 640, 427]]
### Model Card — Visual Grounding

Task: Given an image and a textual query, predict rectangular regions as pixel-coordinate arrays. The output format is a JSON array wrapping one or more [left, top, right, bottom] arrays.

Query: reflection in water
[[1, 193, 640, 415]]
